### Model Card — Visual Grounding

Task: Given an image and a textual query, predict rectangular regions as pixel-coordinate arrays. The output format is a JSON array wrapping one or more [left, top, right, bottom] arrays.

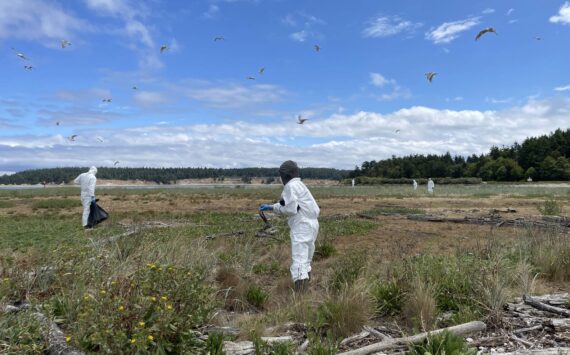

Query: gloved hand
[[259, 204, 273, 211], [91, 196, 96, 203]]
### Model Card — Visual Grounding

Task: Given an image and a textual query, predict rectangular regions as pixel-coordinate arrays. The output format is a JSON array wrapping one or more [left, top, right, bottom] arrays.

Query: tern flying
[[69, 135, 78, 142], [56, 121, 60, 126], [61, 40, 71, 48], [259, 67, 265, 75], [246, 76, 256, 80], [425, 72, 437, 83], [11, 48, 28, 60], [475, 27, 497, 41], [24, 65, 33, 70], [114, 161, 120, 166], [102, 98, 112, 103], [214, 36, 225, 41], [96, 137, 104, 143], [395, 129, 401, 133], [297, 115, 308, 124], [132, 86, 138, 90], [160, 45, 169, 53], [314, 44, 320, 52]]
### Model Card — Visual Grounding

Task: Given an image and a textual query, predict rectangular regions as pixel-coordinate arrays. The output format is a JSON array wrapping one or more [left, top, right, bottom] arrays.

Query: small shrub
[[371, 280, 403, 316], [329, 252, 367, 292], [315, 242, 336, 259], [316, 287, 371, 339], [406, 330, 477, 355], [307, 333, 338, 355], [246, 285, 269, 310], [206, 332, 226, 355], [252, 261, 282, 275], [537, 199, 563, 216]]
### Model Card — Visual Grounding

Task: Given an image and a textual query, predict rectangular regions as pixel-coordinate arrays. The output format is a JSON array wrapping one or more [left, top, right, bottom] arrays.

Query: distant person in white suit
[[412, 179, 418, 191], [427, 178, 435, 194], [74, 167, 97, 228], [351, 179, 355, 188]]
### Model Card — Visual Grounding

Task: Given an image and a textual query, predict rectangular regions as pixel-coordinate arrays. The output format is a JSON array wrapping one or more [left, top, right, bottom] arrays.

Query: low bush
[[315, 242, 337, 259], [347, 177, 482, 185], [371, 280, 404, 316], [406, 330, 477, 355], [537, 199, 563, 216], [246, 285, 269, 310], [316, 287, 371, 339], [328, 252, 367, 292]]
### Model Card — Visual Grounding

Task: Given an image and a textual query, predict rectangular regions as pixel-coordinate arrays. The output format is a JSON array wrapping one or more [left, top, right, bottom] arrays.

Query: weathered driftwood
[[523, 294, 570, 317], [338, 321, 486, 355], [363, 325, 392, 341], [296, 339, 309, 354], [340, 330, 370, 346], [200, 325, 241, 336], [510, 333, 533, 347], [549, 318, 570, 332], [407, 214, 570, 231], [512, 325, 543, 334], [33, 312, 84, 355], [500, 348, 570, 355], [222, 337, 294, 355]]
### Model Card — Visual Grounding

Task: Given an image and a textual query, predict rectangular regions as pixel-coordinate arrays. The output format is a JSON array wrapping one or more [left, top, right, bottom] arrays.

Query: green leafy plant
[[246, 285, 269, 310], [406, 330, 477, 355], [206, 332, 226, 355], [371, 280, 404, 316]]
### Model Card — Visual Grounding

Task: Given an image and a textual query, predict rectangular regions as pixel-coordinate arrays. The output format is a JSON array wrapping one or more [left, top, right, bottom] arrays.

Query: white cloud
[[369, 73, 409, 101], [363, 15, 422, 38], [506, 8, 515, 16], [1, 98, 569, 170], [486, 97, 513, 104], [290, 30, 309, 42], [555, 85, 570, 92], [425, 16, 481, 44], [550, 2, 570, 24], [482, 8, 495, 14], [186, 83, 286, 108], [134, 91, 169, 107], [203, 4, 219, 19], [508, 19, 519, 24], [0, 0, 89, 42], [370, 73, 392, 87]]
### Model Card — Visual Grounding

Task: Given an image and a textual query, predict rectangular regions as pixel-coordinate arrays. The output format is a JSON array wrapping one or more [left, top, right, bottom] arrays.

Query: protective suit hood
[[279, 160, 300, 185], [88, 166, 98, 175]]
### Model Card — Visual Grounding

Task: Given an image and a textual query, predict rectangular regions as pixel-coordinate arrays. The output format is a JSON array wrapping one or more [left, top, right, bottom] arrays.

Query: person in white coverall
[[74, 167, 97, 228], [427, 178, 435, 194], [259, 160, 320, 292], [412, 179, 418, 191]]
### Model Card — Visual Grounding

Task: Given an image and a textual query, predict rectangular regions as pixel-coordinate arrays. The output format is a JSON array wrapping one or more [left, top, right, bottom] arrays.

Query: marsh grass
[[31, 198, 80, 209]]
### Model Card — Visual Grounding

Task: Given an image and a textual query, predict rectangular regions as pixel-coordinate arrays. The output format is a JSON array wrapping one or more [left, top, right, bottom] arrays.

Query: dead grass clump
[[518, 228, 570, 282], [403, 276, 437, 331]]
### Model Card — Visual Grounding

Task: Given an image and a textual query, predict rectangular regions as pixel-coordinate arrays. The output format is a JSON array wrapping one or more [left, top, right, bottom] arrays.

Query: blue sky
[[1, 0, 570, 173]]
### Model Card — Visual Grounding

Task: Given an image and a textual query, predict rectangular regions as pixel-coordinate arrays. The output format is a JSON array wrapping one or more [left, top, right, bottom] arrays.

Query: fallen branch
[[523, 294, 570, 317], [340, 330, 369, 346], [549, 318, 570, 332], [512, 325, 543, 334], [363, 325, 391, 341], [500, 348, 570, 355], [33, 312, 84, 355], [338, 321, 486, 355]]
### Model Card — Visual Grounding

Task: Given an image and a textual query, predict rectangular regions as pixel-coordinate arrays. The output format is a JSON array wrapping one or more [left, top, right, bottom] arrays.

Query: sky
[[1, 0, 570, 174]]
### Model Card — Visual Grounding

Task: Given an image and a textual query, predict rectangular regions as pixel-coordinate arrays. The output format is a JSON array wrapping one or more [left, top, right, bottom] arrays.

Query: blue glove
[[91, 196, 96, 203], [259, 204, 273, 211]]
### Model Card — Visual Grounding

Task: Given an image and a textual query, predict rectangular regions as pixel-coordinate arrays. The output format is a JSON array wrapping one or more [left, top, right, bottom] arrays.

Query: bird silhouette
[[534, 36, 542, 41], [259, 67, 265, 75], [246, 76, 256, 80], [297, 115, 308, 124], [11, 48, 29, 60], [96, 137, 104, 143], [56, 121, 60, 126], [160, 45, 169, 53], [69, 135, 78, 142], [475, 27, 497, 41], [24, 65, 33, 70], [102, 98, 112, 103], [214, 36, 225, 41], [425, 72, 437, 83], [132, 86, 138, 90], [61, 40, 71, 48], [395, 129, 401, 133], [314, 44, 320, 52], [114, 161, 120, 166]]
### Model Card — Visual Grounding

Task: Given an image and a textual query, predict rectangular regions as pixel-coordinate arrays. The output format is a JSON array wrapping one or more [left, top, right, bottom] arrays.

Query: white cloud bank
[[1, 98, 568, 170], [425, 17, 480, 44], [362, 15, 422, 38], [550, 2, 570, 24]]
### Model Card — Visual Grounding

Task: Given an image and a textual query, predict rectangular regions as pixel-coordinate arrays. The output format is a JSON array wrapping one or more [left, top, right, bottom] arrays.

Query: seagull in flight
[[96, 137, 104, 143], [534, 36, 542, 41], [314, 44, 320, 52], [395, 129, 401, 133], [297, 115, 308, 124], [102, 98, 112, 103], [160, 44, 169, 53], [11, 48, 29, 60], [214, 36, 225, 41], [132, 86, 138, 90], [68, 135, 78, 142], [61, 40, 71, 48], [114, 161, 120, 166], [425, 72, 437, 83], [259, 67, 265, 75], [246, 76, 256, 80], [24, 65, 33, 70], [475, 27, 497, 41]]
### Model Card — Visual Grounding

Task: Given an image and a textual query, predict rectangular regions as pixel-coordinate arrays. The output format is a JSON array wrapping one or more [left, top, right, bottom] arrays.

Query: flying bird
[[475, 27, 497, 41], [24, 65, 33, 70], [297, 115, 308, 124], [425, 72, 437, 83], [96, 137, 104, 143], [114, 161, 120, 166], [11, 48, 29, 60], [214, 36, 225, 41], [246, 76, 256, 80], [160, 44, 169, 53], [534, 36, 542, 41], [132, 86, 138, 90], [314, 44, 320, 52], [102, 98, 112, 103], [61, 40, 71, 48], [259, 67, 265, 75], [68, 135, 78, 142], [395, 129, 401, 133]]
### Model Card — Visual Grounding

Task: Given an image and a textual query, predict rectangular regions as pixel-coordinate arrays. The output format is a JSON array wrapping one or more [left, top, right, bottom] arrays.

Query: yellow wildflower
[[2, 278, 10, 282], [118, 305, 124, 311], [100, 290, 106, 295], [158, 267, 163, 272], [166, 304, 173, 311], [147, 335, 154, 341], [111, 281, 117, 285], [139, 321, 145, 327], [130, 339, 137, 344], [161, 296, 168, 301], [149, 296, 157, 302], [146, 263, 156, 269], [168, 267, 173, 272], [65, 336, 71, 343]]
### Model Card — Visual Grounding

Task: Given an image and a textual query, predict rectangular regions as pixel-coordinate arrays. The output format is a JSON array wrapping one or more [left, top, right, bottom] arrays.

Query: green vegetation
[[351, 128, 570, 181], [371, 280, 404, 316], [537, 199, 564, 216], [0, 200, 15, 208], [31, 198, 80, 209], [406, 330, 477, 355], [245, 285, 269, 310]]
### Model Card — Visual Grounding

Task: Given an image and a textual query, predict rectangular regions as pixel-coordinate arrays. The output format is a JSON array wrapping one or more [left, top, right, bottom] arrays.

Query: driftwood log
[[523, 294, 570, 317], [223, 336, 294, 355], [500, 348, 570, 355], [338, 321, 486, 355], [407, 214, 570, 232]]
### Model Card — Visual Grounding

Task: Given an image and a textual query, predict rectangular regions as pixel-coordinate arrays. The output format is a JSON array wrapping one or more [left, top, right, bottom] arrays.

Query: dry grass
[[403, 276, 438, 331]]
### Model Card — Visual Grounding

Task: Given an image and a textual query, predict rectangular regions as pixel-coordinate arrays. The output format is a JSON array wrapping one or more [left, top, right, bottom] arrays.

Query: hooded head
[[278, 160, 299, 185], [88, 166, 98, 175]]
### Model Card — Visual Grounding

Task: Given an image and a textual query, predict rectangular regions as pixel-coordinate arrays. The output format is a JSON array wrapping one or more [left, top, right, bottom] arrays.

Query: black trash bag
[[87, 200, 109, 228]]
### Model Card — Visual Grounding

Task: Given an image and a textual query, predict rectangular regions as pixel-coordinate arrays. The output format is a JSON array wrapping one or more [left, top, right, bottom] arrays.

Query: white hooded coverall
[[272, 178, 320, 282], [413, 180, 418, 190], [427, 179, 435, 194], [74, 167, 97, 227]]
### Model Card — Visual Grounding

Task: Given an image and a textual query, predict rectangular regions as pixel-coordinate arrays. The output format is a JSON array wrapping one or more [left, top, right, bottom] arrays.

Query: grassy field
[[0, 183, 569, 354]]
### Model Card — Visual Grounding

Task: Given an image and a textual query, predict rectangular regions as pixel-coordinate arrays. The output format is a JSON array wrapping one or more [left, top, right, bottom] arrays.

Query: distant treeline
[[349, 129, 570, 182], [0, 167, 350, 185]]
